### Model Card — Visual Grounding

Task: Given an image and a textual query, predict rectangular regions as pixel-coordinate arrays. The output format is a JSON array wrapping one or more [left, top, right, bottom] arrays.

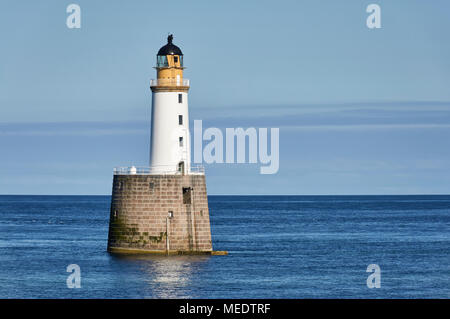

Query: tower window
[[174, 56, 178, 63], [178, 94, 182, 103], [178, 161, 185, 175], [179, 136, 183, 147], [178, 115, 183, 125]]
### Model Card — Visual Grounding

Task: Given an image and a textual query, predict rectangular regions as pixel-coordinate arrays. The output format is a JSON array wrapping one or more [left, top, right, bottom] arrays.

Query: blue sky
[[1, 0, 450, 194]]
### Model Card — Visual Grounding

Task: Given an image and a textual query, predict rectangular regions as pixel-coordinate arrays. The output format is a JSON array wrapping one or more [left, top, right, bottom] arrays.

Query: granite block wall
[[107, 174, 212, 253]]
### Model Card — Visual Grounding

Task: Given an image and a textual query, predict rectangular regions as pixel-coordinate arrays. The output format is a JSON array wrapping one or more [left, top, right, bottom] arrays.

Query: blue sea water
[[0, 195, 448, 299]]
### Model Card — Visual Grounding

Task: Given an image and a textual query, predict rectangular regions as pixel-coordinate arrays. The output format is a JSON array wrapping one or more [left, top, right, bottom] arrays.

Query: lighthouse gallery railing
[[113, 165, 204, 175], [150, 78, 190, 87]]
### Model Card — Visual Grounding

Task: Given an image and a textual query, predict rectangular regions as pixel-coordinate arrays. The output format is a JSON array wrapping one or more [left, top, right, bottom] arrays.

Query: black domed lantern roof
[[157, 34, 183, 56]]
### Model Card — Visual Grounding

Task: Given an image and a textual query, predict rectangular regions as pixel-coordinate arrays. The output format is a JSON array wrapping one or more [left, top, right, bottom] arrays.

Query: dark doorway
[[182, 187, 192, 204]]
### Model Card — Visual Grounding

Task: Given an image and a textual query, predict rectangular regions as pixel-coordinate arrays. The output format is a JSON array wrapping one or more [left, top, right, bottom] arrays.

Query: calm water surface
[[0, 195, 449, 298]]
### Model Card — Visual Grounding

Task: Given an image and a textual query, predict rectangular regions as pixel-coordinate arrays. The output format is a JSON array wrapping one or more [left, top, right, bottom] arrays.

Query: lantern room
[[155, 34, 184, 82]]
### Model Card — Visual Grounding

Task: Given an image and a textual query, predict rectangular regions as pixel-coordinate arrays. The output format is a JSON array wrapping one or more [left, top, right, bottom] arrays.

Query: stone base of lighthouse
[[107, 174, 213, 254]]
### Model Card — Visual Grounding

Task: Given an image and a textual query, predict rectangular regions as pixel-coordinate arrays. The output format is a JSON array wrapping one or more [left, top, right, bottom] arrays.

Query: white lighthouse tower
[[149, 34, 191, 174]]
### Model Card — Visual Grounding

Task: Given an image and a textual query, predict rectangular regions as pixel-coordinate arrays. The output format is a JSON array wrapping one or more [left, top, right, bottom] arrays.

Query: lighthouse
[[107, 35, 216, 255], [149, 34, 191, 174]]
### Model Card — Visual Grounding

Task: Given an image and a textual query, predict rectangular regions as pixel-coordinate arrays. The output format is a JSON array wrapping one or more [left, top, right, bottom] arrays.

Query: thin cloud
[[193, 101, 450, 120], [0, 129, 147, 136], [0, 121, 148, 136], [282, 123, 450, 131]]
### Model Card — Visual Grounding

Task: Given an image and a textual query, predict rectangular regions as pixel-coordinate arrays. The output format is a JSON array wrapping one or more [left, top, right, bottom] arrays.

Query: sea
[[0, 195, 448, 299]]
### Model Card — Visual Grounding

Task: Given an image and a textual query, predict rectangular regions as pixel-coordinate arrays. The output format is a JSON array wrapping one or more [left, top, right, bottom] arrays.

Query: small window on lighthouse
[[179, 136, 184, 147], [178, 94, 182, 103], [178, 115, 183, 125], [174, 56, 178, 63]]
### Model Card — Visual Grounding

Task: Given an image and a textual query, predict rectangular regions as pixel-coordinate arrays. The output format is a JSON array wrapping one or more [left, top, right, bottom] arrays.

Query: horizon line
[[1, 193, 449, 197]]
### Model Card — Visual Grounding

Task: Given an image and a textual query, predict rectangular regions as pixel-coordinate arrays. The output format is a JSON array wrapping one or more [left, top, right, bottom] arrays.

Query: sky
[[0, 0, 450, 195]]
